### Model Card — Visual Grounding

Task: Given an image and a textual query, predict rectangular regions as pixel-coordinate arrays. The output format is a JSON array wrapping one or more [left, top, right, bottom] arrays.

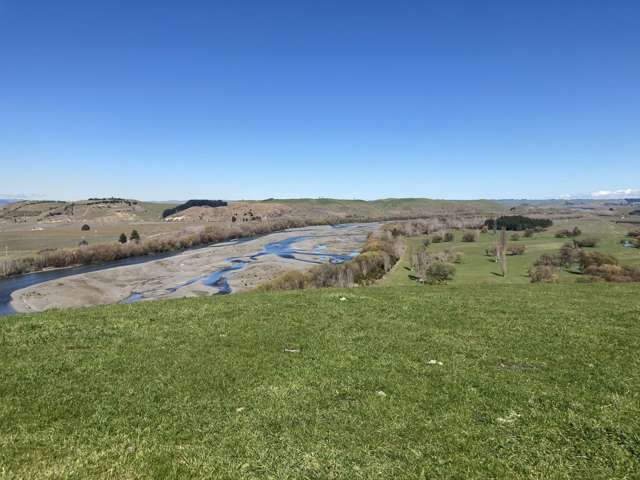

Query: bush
[[78, 239, 88, 247], [118, 233, 128, 244], [584, 264, 640, 282], [507, 245, 526, 255], [574, 237, 598, 248], [510, 233, 520, 241], [423, 238, 431, 247], [81, 224, 90, 231], [431, 234, 443, 243], [444, 232, 455, 242], [461, 232, 476, 242], [484, 216, 552, 231], [627, 230, 640, 238], [423, 262, 456, 284], [485, 246, 497, 257], [579, 251, 618, 270], [523, 229, 535, 238], [529, 265, 559, 283]]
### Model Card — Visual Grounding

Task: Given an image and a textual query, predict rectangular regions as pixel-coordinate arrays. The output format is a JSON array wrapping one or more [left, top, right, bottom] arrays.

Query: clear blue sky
[[1, 1, 639, 201]]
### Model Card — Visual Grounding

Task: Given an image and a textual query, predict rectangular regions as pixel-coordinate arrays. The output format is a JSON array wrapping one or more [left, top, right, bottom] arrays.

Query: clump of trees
[[484, 215, 552, 231], [81, 224, 90, 231], [529, 243, 640, 283], [260, 230, 404, 290], [162, 199, 228, 218], [409, 245, 460, 284], [555, 226, 582, 238]]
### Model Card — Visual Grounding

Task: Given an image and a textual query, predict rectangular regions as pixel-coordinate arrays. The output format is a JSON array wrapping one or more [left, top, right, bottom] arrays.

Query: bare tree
[[497, 227, 508, 276]]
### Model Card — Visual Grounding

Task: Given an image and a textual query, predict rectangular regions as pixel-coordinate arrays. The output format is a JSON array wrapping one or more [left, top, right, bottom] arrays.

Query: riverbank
[[9, 223, 378, 313]]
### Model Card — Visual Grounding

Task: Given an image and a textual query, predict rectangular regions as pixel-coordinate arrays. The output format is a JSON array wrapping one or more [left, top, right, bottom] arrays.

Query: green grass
[[1, 284, 639, 478], [381, 217, 640, 287]]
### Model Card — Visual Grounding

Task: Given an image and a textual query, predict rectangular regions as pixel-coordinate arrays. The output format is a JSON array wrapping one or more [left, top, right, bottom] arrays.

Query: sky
[[1, 0, 639, 201]]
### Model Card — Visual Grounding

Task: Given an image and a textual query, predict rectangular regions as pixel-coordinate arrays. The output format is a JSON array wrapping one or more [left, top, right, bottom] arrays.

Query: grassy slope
[[381, 216, 639, 287], [1, 285, 639, 478]]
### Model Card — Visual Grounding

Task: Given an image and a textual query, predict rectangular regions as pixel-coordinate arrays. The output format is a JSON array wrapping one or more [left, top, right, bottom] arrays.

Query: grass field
[[1, 284, 639, 478], [0, 221, 193, 260], [381, 216, 639, 286]]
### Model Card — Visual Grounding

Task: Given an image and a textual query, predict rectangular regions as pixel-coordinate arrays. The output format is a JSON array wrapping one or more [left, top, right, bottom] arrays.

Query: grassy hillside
[[2, 284, 639, 478], [260, 197, 503, 218], [0, 199, 178, 223]]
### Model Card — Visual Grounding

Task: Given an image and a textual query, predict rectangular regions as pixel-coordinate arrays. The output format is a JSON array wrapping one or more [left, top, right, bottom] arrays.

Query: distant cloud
[[590, 188, 640, 199]]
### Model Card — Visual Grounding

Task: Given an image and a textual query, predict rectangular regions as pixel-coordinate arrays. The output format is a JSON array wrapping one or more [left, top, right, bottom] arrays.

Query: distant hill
[[1, 197, 504, 225], [0, 198, 20, 207], [165, 197, 503, 224], [0, 198, 178, 224]]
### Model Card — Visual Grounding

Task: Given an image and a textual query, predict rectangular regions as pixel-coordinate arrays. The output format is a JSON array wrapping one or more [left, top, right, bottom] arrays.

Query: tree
[[118, 233, 128, 244], [497, 227, 508, 276], [130, 230, 140, 243], [81, 224, 90, 231]]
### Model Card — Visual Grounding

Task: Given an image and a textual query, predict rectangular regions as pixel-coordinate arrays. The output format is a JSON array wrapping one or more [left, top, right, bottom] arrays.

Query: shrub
[[423, 238, 431, 247], [507, 244, 526, 255], [81, 224, 90, 231], [510, 233, 520, 241], [118, 233, 128, 244], [431, 234, 443, 243], [579, 251, 618, 270], [484, 216, 552, 231], [627, 230, 640, 238], [529, 265, 559, 283], [423, 262, 456, 284], [480, 225, 488, 233], [523, 229, 535, 238], [485, 246, 497, 257], [461, 232, 476, 242], [584, 264, 640, 282], [78, 239, 88, 247], [574, 237, 598, 248], [444, 232, 455, 242]]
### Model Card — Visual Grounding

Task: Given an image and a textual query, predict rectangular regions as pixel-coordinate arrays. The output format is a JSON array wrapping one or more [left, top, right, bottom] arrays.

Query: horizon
[[2, 1, 639, 200]]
